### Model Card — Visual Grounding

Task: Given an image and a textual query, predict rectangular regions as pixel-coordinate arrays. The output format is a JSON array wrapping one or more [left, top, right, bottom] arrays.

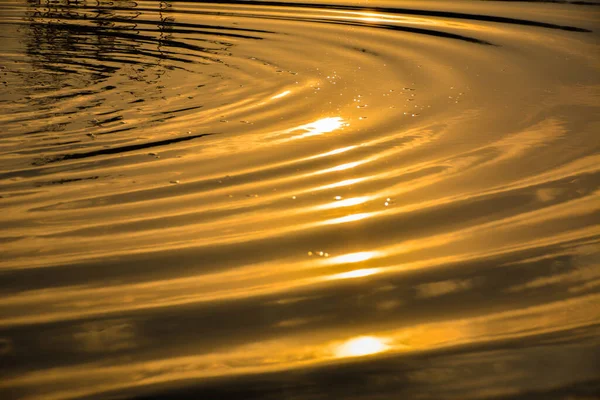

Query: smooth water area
[[0, 1, 599, 399]]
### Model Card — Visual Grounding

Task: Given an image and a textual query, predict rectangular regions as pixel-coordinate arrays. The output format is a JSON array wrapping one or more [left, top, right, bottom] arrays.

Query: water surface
[[1, 1, 599, 399]]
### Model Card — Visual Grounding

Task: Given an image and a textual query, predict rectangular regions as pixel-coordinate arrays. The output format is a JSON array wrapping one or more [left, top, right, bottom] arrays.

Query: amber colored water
[[0, 1, 599, 399]]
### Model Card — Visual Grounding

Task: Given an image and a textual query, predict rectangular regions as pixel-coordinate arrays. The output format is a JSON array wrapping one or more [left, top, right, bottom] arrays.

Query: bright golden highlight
[[328, 268, 381, 280], [270, 90, 291, 100], [328, 251, 378, 264], [293, 117, 345, 139], [334, 336, 390, 358]]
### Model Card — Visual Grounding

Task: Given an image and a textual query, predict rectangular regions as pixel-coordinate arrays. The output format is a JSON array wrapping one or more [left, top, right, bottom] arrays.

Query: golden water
[[0, 1, 599, 399]]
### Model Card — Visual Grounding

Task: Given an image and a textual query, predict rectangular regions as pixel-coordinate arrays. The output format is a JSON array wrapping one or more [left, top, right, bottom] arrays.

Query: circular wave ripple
[[0, 1, 599, 399]]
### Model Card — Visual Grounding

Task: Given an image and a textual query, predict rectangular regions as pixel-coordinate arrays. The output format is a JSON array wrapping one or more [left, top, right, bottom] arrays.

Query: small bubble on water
[[170, 180, 180, 184], [308, 251, 313, 256], [335, 196, 342, 200]]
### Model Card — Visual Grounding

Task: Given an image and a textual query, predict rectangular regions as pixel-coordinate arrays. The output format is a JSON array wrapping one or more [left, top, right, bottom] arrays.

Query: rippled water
[[1, 0, 599, 399]]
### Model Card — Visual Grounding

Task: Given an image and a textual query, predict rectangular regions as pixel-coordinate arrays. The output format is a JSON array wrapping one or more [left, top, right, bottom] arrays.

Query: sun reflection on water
[[307, 145, 357, 159], [270, 90, 291, 100], [270, 116, 346, 141], [317, 160, 364, 174], [329, 251, 377, 264], [323, 212, 375, 225], [295, 117, 345, 139], [334, 336, 389, 358], [318, 196, 370, 209], [329, 268, 381, 280]]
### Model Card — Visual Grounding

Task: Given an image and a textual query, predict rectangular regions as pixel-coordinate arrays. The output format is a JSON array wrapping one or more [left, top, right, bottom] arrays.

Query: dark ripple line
[[256, 14, 495, 45], [31, 133, 213, 166], [27, 21, 261, 53], [200, 0, 592, 32], [23, 12, 276, 36]]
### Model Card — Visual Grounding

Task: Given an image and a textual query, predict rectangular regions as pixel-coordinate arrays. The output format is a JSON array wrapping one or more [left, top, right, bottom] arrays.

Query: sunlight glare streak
[[270, 90, 291, 100], [300, 117, 345, 138], [358, 13, 386, 24], [307, 145, 357, 160], [334, 336, 389, 358], [318, 196, 370, 209], [329, 251, 378, 264], [323, 212, 375, 225], [267, 117, 345, 141], [315, 160, 364, 175], [328, 268, 381, 280]]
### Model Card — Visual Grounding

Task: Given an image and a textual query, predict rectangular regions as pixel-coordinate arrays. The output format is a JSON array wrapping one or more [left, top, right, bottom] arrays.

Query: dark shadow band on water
[[196, 0, 592, 32], [31, 133, 213, 166]]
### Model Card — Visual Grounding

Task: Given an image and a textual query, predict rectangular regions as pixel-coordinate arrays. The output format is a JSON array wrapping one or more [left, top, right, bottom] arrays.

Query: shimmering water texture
[[1, 0, 599, 399]]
